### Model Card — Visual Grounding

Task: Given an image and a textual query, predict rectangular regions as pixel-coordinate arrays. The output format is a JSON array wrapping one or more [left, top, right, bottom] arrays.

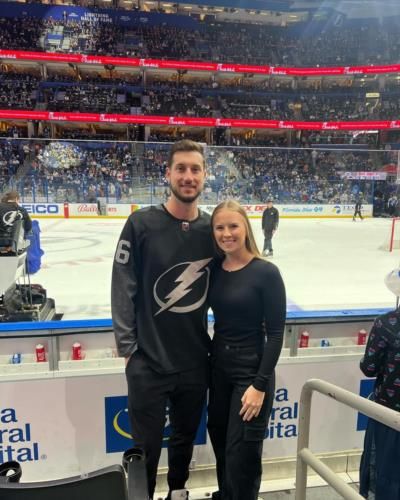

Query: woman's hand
[[239, 385, 265, 421]]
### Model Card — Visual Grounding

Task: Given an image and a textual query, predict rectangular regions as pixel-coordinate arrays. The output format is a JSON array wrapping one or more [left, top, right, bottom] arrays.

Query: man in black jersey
[[111, 140, 214, 500]]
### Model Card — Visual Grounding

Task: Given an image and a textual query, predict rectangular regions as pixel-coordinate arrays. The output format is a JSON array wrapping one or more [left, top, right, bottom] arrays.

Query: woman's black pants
[[207, 343, 275, 500]]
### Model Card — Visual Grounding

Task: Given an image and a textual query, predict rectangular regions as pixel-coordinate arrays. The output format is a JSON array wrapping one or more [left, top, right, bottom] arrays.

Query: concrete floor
[[259, 483, 359, 499]]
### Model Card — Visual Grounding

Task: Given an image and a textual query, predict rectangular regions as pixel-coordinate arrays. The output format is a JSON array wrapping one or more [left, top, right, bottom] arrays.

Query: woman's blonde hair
[[211, 199, 261, 258]]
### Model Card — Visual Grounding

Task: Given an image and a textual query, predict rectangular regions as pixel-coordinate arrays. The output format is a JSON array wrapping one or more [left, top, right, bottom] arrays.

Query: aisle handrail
[[295, 378, 400, 500]]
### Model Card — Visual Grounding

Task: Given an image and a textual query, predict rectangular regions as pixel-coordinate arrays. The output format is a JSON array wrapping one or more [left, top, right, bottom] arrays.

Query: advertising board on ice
[[21, 203, 61, 215]]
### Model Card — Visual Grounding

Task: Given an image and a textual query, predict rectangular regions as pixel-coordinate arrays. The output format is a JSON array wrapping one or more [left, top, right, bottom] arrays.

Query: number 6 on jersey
[[115, 240, 131, 264]]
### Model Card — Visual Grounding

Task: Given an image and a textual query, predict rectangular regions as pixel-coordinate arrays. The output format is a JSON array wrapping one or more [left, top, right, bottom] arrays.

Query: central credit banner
[[0, 359, 369, 481]]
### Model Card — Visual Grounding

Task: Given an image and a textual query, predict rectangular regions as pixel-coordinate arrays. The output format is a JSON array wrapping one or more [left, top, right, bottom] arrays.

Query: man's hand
[[239, 385, 265, 421]]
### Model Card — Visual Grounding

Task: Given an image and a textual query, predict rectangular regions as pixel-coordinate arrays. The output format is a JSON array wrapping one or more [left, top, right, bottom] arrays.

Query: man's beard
[[169, 184, 202, 204]]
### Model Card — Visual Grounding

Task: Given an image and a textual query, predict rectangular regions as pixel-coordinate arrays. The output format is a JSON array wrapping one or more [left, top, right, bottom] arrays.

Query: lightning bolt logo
[[3, 210, 21, 227], [153, 258, 212, 316]]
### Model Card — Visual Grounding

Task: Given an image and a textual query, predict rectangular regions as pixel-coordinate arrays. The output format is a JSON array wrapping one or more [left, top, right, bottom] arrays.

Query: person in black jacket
[[208, 200, 286, 500], [261, 199, 279, 257], [111, 140, 214, 500], [353, 199, 364, 221], [0, 191, 32, 252]]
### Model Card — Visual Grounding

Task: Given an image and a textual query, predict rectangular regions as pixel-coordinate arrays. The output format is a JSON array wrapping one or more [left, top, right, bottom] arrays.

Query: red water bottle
[[72, 342, 82, 360], [35, 344, 46, 362], [300, 331, 309, 348], [357, 329, 367, 345]]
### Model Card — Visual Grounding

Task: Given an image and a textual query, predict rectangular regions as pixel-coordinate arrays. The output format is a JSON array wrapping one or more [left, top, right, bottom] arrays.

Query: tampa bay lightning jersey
[[0, 202, 32, 236], [111, 204, 214, 374]]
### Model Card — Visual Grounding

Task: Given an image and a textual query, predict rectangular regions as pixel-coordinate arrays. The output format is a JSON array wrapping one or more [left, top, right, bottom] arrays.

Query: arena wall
[[23, 203, 374, 219]]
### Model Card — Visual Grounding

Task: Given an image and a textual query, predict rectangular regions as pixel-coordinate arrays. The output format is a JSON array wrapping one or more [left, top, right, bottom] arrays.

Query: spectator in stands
[[0, 139, 383, 206], [359, 268, 400, 499]]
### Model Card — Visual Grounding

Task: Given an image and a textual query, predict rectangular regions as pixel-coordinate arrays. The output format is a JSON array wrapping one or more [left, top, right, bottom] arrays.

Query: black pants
[[126, 351, 208, 499], [262, 230, 273, 252], [353, 209, 363, 220], [359, 418, 400, 499], [208, 343, 275, 500]]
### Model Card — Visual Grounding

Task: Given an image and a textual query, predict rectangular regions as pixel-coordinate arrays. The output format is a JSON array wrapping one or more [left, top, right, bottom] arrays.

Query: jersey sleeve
[[360, 320, 388, 377], [253, 264, 286, 391], [111, 216, 139, 358], [20, 206, 32, 233]]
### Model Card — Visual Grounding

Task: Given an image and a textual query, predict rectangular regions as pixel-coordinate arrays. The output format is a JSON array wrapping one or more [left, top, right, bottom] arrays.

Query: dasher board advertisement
[[0, 358, 367, 481]]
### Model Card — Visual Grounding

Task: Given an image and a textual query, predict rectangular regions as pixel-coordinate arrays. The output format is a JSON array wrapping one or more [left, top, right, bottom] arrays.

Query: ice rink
[[33, 216, 399, 320]]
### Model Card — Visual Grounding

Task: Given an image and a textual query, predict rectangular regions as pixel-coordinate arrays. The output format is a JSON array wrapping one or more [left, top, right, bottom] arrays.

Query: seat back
[[0, 460, 22, 484], [0, 464, 128, 500], [0, 219, 30, 296]]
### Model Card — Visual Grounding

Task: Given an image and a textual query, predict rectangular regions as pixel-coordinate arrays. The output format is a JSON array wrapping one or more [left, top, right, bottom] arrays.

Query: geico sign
[[77, 204, 98, 213], [22, 204, 60, 214]]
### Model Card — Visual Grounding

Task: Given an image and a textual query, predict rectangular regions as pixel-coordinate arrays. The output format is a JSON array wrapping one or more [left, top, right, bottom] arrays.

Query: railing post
[[295, 383, 313, 500], [295, 378, 400, 500]]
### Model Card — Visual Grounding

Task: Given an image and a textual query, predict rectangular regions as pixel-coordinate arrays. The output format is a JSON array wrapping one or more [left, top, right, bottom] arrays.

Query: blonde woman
[[208, 200, 286, 500]]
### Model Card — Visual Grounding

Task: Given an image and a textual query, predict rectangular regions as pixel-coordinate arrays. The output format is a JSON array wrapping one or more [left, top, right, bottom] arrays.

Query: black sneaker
[[211, 492, 221, 500]]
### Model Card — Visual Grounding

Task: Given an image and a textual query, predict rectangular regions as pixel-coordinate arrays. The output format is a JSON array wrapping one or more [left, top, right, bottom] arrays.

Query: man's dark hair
[[167, 140, 205, 169], [1, 191, 19, 203]]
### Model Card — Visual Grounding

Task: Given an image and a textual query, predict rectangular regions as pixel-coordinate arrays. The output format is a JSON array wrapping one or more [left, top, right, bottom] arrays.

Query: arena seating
[[0, 8, 398, 213], [1, 16, 400, 67]]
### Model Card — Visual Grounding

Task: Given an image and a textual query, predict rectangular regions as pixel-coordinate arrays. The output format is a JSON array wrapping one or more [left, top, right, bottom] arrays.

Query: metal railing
[[295, 378, 400, 500]]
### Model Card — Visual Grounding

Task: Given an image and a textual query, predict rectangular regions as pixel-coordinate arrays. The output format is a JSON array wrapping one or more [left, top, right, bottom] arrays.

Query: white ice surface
[[31, 217, 398, 320]]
